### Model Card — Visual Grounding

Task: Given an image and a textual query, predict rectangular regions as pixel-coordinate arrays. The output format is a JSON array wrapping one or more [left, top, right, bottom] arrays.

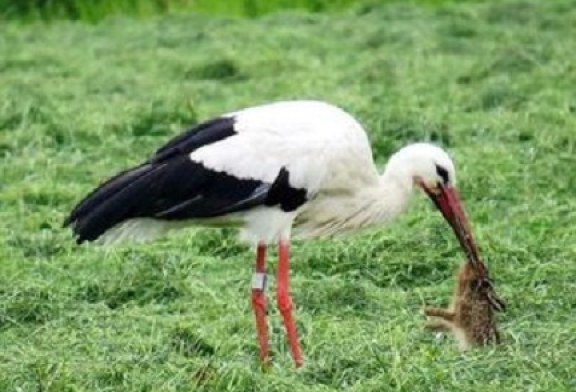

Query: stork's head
[[386, 143, 481, 268]]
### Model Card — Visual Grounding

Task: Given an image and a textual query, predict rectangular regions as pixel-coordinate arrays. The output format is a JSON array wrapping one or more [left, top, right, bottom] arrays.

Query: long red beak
[[423, 185, 483, 271]]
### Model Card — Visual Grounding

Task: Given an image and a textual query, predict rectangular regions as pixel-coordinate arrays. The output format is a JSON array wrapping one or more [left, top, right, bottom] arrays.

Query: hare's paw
[[423, 307, 455, 321], [424, 320, 451, 332]]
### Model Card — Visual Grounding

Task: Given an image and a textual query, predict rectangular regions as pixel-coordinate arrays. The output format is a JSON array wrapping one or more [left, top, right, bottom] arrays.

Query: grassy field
[[0, 0, 358, 21], [0, 0, 482, 21], [1, 0, 576, 390]]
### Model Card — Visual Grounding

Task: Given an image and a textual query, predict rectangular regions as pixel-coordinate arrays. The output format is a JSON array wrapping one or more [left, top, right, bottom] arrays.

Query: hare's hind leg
[[424, 320, 451, 332], [423, 307, 455, 322]]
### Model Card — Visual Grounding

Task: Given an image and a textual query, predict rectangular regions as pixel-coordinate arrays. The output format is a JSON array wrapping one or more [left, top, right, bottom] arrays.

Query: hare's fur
[[424, 261, 503, 350]]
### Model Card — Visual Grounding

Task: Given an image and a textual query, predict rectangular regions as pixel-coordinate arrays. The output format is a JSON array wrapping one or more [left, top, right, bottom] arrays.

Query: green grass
[[0, 0, 483, 22], [0, 0, 354, 21], [1, 0, 575, 390]]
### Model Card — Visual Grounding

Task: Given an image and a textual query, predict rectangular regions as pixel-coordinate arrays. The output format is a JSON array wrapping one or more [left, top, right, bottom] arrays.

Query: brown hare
[[423, 260, 505, 350]]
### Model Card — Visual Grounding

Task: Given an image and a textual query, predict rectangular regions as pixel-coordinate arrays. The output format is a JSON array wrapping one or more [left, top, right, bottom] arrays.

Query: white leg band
[[252, 272, 267, 290]]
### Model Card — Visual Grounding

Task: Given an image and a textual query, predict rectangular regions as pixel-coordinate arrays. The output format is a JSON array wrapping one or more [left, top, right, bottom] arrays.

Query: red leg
[[251, 244, 269, 365], [276, 240, 303, 367]]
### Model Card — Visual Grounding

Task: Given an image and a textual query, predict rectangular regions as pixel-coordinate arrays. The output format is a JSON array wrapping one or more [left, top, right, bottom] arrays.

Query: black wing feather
[[63, 164, 150, 227], [153, 117, 236, 162], [70, 164, 165, 242]]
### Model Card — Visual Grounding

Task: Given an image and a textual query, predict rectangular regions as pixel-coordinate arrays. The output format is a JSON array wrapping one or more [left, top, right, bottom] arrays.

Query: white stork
[[64, 100, 483, 368]]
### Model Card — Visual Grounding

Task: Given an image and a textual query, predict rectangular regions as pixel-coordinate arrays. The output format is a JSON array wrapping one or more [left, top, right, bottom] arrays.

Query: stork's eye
[[435, 164, 449, 184]]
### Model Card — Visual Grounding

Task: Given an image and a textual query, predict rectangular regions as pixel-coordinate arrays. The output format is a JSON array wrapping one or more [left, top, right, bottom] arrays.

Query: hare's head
[[456, 260, 483, 284], [457, 261, 506, 312]]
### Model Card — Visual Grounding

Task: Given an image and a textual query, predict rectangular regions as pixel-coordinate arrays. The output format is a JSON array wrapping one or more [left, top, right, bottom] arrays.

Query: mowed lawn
[[1, 0, 575, 390]]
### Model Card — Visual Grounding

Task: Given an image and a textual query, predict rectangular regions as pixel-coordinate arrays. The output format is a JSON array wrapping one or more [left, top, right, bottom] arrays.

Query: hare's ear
[[479, 278, 506, 312], [474, 277, 494, 292], [487, 292, 506, 312]]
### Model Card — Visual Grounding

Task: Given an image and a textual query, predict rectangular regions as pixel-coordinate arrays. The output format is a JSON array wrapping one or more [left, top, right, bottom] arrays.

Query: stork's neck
[[357, 167, 414, 228], [295, 163, 415, 238]]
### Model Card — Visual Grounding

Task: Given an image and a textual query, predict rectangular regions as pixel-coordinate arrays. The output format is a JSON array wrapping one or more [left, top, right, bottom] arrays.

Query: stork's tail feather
[[63, 164, 158, 244]]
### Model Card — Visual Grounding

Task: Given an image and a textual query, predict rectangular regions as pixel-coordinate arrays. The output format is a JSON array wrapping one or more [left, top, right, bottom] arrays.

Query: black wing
[[152, 117, 237, 163], [64, 116, 306, 244]]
